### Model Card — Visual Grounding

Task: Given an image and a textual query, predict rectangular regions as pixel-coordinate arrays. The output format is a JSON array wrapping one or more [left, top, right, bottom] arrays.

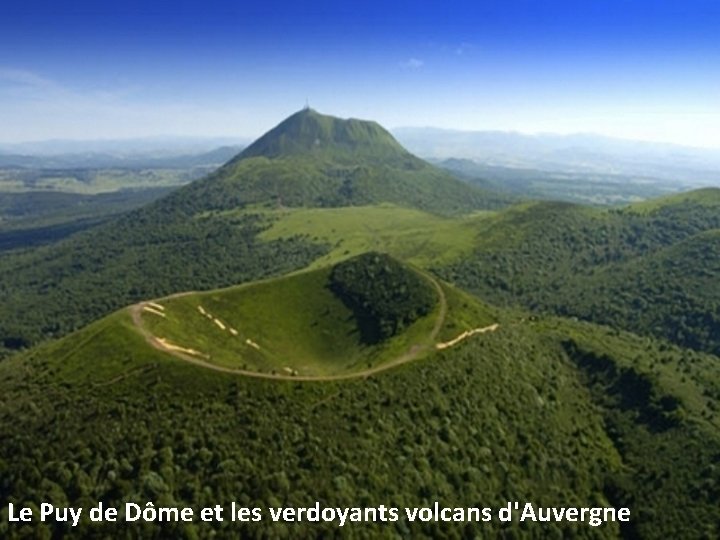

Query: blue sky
[[2, 0, 720, 147]]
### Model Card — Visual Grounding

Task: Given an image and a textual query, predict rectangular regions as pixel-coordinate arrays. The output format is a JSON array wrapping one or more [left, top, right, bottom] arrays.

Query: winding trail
[[128, 273, 499, 382], [435, 323, 500, 350]]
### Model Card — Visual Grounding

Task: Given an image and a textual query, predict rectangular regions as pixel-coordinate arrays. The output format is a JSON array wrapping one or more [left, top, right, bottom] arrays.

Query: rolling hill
[[161, 108, 512, 215], [1, 253, 718, 538], [436, 188, 720, 356]]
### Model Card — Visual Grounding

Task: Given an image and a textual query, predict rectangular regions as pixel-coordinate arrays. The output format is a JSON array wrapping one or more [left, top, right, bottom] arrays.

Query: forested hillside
[[2, 278, 718, 538], [0, 210, 324, 355], [437, 189, 720, 355], [164, 109, 513, 215]]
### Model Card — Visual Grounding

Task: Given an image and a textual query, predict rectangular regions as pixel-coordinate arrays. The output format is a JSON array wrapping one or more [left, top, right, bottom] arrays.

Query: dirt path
[[435, 323, 500, 350], [128, 272, 497, 382]]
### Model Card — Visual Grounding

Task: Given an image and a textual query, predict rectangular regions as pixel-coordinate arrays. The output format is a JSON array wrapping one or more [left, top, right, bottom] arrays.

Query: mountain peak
[[236, 109, 408, 160], [167, 109, 509, 216]]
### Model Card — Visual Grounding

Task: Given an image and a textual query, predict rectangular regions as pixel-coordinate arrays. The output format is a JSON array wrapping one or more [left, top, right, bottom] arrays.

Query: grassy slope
[[256, 204, 489, 268], [546, 318, 720, 537], [235, 108, 409, 161], [134, 258, 503, 378], [139, 266, 443, 376]]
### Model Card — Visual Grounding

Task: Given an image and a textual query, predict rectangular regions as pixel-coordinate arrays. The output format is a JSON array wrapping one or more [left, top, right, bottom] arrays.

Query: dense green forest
[[329, 252, 437, 342], [0, 208, 325, 355], [1, 289, 718, 538], [437, 190, 720, 356]]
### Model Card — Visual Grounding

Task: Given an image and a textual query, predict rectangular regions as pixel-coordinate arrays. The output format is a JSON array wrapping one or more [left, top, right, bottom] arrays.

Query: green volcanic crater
[[132, 253, 454, 378]]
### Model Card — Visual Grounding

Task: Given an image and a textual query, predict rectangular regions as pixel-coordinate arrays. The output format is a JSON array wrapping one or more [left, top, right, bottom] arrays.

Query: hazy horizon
[[3, 1, 720, 148], [3, 121, 720, 155]]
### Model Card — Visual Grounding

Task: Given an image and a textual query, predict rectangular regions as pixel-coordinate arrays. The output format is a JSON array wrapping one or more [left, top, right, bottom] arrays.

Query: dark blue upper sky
[[2, 0, 719, 146]]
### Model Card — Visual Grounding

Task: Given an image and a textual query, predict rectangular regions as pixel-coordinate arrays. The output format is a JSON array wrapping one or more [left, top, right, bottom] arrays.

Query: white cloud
[[0, 66, 130, 104], [0, 68, 68, 102], [0, 68, 56, 88], [402, 58, 424, 69]]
